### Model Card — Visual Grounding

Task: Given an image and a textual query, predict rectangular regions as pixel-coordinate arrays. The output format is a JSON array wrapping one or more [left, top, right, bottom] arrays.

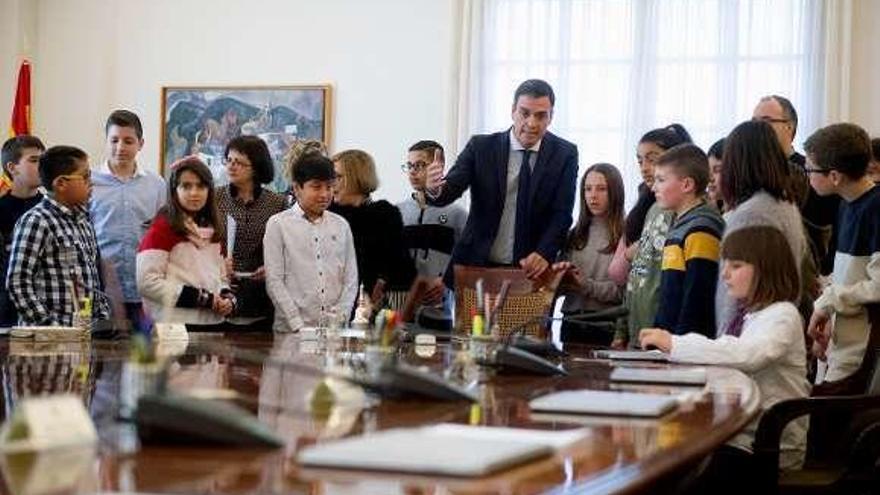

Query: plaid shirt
[[5, 196, 110, 326]]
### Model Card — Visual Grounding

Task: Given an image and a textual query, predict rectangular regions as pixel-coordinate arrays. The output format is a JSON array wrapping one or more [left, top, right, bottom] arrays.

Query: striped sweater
[[654, 201, 724, 336]]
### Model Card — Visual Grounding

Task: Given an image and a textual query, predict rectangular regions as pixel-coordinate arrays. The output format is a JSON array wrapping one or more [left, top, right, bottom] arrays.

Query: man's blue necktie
[[513, 149, 532, 262]]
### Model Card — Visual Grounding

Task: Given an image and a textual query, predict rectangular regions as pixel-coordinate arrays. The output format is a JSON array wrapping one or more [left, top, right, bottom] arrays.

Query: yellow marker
[[79, 296, 92, 318], [472, 314, 484, 337], [469, 404, 482, 425]]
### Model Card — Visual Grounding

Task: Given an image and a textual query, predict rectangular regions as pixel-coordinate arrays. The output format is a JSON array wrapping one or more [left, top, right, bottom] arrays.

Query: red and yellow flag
[[9, 60, 31, 137], [2, 60, 31, 195]]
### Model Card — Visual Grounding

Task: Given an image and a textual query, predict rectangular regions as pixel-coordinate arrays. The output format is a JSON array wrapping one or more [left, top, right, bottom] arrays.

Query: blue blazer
[[430, 129, 578, 286]]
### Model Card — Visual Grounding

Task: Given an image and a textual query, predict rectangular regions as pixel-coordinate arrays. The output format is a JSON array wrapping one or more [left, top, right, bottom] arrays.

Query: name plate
[[0, 395, 98, 453], [153, 322, 189, 342]]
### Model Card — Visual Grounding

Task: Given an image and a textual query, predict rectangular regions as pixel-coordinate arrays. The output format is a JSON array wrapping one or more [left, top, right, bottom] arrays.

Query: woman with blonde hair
[[329, 149, 415, 309]]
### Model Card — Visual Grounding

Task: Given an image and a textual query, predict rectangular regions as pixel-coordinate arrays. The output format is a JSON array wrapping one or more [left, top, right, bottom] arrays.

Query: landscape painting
[[160, 85, 331, 192]]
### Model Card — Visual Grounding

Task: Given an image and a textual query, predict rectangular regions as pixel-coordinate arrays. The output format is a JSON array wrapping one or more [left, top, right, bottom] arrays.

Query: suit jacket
[[429, 129, 578, 285]]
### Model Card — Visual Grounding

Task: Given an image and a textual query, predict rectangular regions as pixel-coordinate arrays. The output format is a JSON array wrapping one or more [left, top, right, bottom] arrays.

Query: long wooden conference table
[[0, 331, 759, 494]]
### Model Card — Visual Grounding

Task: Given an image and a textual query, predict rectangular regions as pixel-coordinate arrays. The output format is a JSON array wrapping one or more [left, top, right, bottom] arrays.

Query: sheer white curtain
[[457, 0, 831, 205]]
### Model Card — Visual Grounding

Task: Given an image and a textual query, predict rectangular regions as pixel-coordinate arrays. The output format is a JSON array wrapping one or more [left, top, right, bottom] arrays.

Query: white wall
[[1, 0, 38, 137], [850, 0, 880, 135], [20, 0, 458, 203]]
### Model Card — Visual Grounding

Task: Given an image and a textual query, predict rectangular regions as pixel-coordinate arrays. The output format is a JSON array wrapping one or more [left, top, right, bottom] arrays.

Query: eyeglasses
[[753, 116, 790, 125], [223, 157, 252, 168], [805, 167, 833, 175], [401, 162, 428, 173], [57, 171, 92, 182]]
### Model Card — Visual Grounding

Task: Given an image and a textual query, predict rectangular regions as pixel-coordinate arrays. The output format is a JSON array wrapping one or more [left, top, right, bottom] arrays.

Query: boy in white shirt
[[264, 154, 358, 332]]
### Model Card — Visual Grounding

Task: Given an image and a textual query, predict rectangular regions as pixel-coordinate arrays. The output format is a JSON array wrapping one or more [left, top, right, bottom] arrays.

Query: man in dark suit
[[426, 79, 578, 286], [753, 95, 840, 275]]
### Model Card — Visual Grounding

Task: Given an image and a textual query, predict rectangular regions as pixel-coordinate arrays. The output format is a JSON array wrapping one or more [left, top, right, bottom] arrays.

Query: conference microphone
[[465, 315, 569, 376], [225, 344, 478, 403], [563, 305, 629, 322], [481, 309, 626, 376]]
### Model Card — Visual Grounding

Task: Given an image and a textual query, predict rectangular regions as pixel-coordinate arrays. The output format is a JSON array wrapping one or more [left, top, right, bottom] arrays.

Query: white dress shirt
[[488, 129, 541, 264], [263, 204, 358, 332]]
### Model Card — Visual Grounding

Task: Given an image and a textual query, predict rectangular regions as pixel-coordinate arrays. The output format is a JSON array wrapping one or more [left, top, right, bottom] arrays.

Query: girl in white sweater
[[640, 225, 810, 491]]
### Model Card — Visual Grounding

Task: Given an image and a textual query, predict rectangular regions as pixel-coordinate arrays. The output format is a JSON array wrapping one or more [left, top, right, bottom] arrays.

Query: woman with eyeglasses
[[216, 135, 286, 331], [329, 149, 415, 313]]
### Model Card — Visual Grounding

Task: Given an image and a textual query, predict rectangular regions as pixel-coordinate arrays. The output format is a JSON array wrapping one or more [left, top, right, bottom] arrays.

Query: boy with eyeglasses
[[1, 135, 46, 327], [7, 146, 110, 326], [396, 141, 467, 309], [90, 110, 166, 328], [804, 123, 880, 385]]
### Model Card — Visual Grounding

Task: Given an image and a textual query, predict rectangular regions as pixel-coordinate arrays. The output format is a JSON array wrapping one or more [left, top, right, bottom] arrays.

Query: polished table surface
[[0, 332, 759, 494]]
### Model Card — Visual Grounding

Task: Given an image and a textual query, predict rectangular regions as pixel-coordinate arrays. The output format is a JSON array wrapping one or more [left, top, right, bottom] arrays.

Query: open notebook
[[609, 366, 707, 385], [529, 389, 680, 418], [298, 424, 585, 477]]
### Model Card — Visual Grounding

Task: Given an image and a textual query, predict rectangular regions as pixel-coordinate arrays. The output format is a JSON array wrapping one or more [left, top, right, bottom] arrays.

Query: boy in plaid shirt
[[5, 146, 110, 326]]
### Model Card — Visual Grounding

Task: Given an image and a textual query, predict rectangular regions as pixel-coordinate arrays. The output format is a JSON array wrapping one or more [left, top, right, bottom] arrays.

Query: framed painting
[[160, 85, 332, 192]]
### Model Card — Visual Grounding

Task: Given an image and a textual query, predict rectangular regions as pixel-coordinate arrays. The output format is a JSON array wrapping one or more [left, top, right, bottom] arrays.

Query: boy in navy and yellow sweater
[[646, 144, 724, 337]]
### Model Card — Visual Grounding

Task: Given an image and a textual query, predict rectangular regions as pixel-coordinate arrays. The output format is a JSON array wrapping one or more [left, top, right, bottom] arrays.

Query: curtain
[[458, 0, 837, 204]]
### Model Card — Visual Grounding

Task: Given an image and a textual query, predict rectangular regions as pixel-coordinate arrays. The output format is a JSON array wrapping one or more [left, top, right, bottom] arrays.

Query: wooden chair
[[453, 265, 563, 339], [753, 303, 880, 494]]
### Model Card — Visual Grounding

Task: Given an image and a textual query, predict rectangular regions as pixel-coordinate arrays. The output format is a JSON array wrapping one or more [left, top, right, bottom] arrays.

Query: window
[[463, 0, 824, 203]]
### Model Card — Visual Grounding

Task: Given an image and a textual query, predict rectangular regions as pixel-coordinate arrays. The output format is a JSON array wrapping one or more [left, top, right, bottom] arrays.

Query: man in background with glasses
[[397, 140, 467, 313], [753, 95, 840, 276]]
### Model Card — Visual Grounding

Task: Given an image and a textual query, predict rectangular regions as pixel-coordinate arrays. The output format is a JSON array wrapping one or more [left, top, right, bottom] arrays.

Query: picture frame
[[159, 85, 332, 192]]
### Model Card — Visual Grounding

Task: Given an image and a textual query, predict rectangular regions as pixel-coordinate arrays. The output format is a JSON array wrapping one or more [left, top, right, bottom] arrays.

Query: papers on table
[[610, 366, 707, 385], [529, 389, 680, 418], [298, 424, 586, 476], [594, 349, 669, 362]]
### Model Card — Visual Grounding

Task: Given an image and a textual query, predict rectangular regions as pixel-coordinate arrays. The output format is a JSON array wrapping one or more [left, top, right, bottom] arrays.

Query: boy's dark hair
[[39, 145, 87, 191], [513, 79, 555, 107], [408, 140, 444, 156], [639, 123, 692, 150], [656, 143, 710, 194], [225, 135, 275, 185], [721, 120, 792, 209], [165, 156, 222, 243], [721, 226, 799, 310], [803, 123, 871, 181], [293, 154, 336, 186], [872, 137, 880, 162], [708, 138, 725, 160], [2, 135, 46, 178], [105, 109, 144, 139]]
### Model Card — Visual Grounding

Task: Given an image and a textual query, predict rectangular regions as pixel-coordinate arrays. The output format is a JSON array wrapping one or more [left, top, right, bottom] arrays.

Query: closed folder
[[529, 389, 680, 417], [298, 425, 573, 477], [609, 366, 707, 385], [594, 349, 669, 362]]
